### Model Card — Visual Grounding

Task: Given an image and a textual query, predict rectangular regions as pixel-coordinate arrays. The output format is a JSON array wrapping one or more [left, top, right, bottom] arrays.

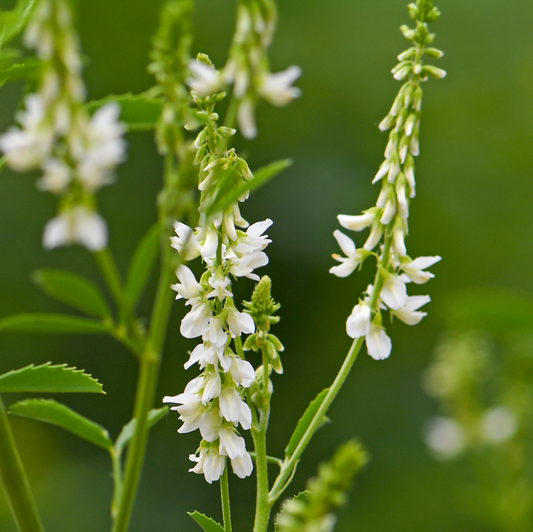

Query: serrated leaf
[[0, 363, 104, 394], [274, 491, 309, 532], [188, 511, 225, 532], [125, 224, 160, 308], [115, 406, 168, 453], [285, 388, 329, 458], [203, 159, 292, 221], [0, 0, 37, 47], [0, 314, 110, 334], [0, 57, 39, 86], [10, 399, 112, 449], [86, 93, 163, 131], [33, 270, 110, 319]]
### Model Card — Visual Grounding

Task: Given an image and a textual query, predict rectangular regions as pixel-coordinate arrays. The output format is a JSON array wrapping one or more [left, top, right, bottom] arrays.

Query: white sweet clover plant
[[0, 1, 446, 532]]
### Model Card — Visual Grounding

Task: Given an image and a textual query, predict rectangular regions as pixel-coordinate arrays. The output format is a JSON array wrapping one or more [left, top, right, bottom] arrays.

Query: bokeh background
[[0, 0, 532, 530]]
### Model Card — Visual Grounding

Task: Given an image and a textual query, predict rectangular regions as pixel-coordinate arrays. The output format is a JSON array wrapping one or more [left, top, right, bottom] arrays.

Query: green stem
[[111, 244, 174, 532], [269, 229, 394, 504], [94, 249, 145, 352], [268, 336, 364, 504], [252, 341, 272, 532], [223, 94, 240, 131], [110, 449, 123, 520], [0, 396, 45, 532], [220, 464, 232, 532]]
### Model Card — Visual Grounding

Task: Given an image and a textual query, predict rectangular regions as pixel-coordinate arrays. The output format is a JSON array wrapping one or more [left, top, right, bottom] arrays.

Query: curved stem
[[0, 396, 45, 532], [220, 465, 232, 532], [269, 230, 394, 504], [269, 336, 364, 503]]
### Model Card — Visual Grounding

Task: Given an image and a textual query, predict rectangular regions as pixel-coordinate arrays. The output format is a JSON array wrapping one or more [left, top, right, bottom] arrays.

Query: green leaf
[[10, 399, 112, 449], [0, 363, 104, 394], [285, 388, 330, 458], [0, 0, 37, 47], [274, 491, 309, 532], [0, 57, 39, 86], [33, 270, 111, 319], [188, 512, 225, 532], [0, 314, 110, 334], [125, 224, 160, 308], [204, 159, 292, 221], [115, 406, 168, 453], [86, 93, 163, 131]]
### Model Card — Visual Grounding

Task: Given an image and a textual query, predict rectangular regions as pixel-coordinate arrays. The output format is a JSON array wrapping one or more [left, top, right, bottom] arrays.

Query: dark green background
[[0, 0, 532, 530]]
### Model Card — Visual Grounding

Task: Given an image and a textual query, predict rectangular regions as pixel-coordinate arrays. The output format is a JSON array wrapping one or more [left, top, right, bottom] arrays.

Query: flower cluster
[[163, 78, 272, 483], [0, 0, 125, 251], [423, 332, 519, 460], [186, 0, 301, 139], [330, 0, 444, 360], [276, 441, 368, 532]]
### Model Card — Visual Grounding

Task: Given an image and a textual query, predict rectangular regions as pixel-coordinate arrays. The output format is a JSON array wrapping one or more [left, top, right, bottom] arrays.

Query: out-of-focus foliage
[[0, 0, 532, 531]]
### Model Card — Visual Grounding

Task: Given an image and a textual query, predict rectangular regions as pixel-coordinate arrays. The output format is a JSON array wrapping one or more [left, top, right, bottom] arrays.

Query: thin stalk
[[94, 249, 145, 351], [110, 449, 123, 520], [111, 241, 175, 532], [0, 396, 45, 532], [220, 465, 232, 532], [269, 230, 394, 504], [252, 343, 272, 532]]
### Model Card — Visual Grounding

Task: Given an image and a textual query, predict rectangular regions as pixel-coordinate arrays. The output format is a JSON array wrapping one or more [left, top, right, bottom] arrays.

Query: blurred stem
[[223, 93, 240, 130], [94, 249, 145, 353], [111, 153, 178, 532], [110, 449, 123, 520], [0, 395, 45, 532], [252, 336, 273, 532], [220, 465, 232, 532]]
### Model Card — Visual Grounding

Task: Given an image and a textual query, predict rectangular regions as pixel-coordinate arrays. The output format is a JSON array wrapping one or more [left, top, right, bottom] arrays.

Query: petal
[[333, 230, 356, 257]]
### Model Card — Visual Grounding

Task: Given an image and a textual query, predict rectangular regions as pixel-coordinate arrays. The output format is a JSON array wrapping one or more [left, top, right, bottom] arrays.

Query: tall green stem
[[0, 396, 45, 532], [220, 465, 232, 532], [111, 241, 174, 532], [269, 230, 394, 504]]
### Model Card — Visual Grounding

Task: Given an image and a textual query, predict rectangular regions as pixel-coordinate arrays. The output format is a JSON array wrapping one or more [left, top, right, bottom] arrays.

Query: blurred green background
[[1, 0, 532, 530]]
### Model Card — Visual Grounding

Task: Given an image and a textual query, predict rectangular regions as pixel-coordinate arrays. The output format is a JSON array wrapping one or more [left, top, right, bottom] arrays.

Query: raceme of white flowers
[[186, 0, 301, 139], [163, 71, 272, 483], [0, 0, 126, 251], [330, 3, 444, 361]]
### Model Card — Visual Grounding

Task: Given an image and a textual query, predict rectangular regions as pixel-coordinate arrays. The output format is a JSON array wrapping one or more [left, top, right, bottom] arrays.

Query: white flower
[[260, 66, 302, 106], [482, 407, 517, 444], [337, 212, 375, 232], [226, 308, 255, 337], [198, 408, 223, 442], [363, 224, 384, 251], [230, 452, 253, 479], [346, 303, 371, 339], [218, 428, 246, 459], [0, 95, 53, 171], [43, 207, 108, 251], [219, 388, 251, 430], [189, 447, 226, 484], [365, 324, 392, 360], [392, 295, 430, 325], [200, 228, 219, 260], [232, 219, 273, 255], [401, 256, 441, 284], [170, 222, 202, 260], [180, 302, 212, 339], [37, 158, 71, 194], [186, 60, 221, 96], [75, 103, 125, 191], [229, 357, 256, 388], [228, 250, 269, 281], [200, 369, 221, 404], [237, 98, 257, 140], [330, 230, 367, 278], [207, 272, 232, 301], [424, 417, 465, 460], [381, 274, 409, 311], [171, 265, 203, 301], [163, 392, 205, 434], [202, 317, 228, 349]]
